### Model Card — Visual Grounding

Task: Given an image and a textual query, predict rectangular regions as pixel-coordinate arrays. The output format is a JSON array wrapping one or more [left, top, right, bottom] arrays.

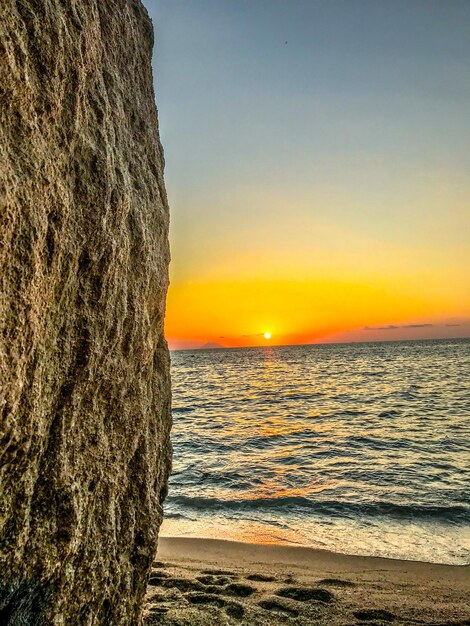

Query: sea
[[160, 338, 470, 565]]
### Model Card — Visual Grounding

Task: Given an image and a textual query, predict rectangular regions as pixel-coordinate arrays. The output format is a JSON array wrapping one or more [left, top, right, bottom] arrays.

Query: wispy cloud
[[363, 325, 398, 331], [403, 323, 433, 329], [363, 323, 433, 331]]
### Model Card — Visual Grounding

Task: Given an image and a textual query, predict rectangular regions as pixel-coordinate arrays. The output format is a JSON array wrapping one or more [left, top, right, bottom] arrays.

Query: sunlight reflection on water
[[162, 339, 470, 564]]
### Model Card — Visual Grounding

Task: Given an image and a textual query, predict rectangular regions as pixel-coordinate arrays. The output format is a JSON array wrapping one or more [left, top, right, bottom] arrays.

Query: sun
[[264, 332, 272, 340]]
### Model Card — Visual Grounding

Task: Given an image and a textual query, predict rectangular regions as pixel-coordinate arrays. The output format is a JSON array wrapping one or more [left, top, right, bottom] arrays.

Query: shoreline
[[144, 536, 470, 624], [158, 535, 470, 570], [159, 533, 469, 568]]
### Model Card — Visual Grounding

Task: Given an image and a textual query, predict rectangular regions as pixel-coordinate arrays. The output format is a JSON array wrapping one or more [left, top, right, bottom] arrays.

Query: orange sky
[[165, 274, 470, 350], [164, 182, 469, 349]]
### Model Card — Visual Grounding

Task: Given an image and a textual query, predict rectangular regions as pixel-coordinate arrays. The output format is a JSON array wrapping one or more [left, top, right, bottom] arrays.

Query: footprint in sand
[[276, 586, 334, 603], [353, 608, 395, 622], [318, 578, 356, 587], [149, 589, 181, 603], [185, 592, 245, 620], [185, 592, 227, 606], [258, 598, 299, 617], [225, 603, 245, 620], [246, 573, 277, 582], [196, 574, 232, 586], [223, 582, 257, 598]]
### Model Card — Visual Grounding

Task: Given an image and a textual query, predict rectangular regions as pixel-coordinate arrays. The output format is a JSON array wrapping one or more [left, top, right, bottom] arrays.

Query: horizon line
[[168, 335, 470, 352]]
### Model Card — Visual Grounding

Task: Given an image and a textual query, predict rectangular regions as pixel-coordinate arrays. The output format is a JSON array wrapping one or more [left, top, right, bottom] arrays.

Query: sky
[[144, 0, 470, 349]]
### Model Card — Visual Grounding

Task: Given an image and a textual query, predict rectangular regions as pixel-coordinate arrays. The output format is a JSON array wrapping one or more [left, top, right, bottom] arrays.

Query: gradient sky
[[144, 0, 470, 349]]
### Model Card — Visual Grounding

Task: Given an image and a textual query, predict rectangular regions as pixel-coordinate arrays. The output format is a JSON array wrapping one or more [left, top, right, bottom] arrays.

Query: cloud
[[363, 325, 398, 331], [445, 323, 464, 327], [363, 323, 433, 331]]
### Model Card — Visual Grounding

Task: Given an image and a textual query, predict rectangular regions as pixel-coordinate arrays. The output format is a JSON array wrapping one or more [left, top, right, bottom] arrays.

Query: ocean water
[[161, 339, 470, 565]]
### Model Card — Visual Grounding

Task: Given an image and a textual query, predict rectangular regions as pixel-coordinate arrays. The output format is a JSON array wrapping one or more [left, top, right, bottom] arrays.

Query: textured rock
[[0, 1, 171, 624]]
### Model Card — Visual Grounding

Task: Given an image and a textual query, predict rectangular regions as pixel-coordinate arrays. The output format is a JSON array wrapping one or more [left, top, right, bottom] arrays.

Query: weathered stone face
[[0, 1, 172, 624]]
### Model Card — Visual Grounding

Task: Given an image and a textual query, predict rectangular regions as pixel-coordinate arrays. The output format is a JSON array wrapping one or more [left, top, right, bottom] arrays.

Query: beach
[[143, 537, 470, 625], [152, 342, 470, 623]]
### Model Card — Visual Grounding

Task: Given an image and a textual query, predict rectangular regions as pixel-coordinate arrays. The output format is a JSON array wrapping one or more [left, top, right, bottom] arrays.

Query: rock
[[0, 1, 171, 625]]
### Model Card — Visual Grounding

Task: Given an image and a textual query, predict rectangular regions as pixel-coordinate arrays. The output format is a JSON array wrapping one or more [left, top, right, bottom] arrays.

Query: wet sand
[[143, 537, 470, 625]]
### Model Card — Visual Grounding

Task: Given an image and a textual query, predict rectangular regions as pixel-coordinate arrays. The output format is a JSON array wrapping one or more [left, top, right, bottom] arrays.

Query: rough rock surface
[[0, 1, 171, 624]]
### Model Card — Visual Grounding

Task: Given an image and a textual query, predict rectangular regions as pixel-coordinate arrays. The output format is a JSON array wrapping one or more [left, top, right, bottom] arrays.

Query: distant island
[[200, 342, 224, 350]]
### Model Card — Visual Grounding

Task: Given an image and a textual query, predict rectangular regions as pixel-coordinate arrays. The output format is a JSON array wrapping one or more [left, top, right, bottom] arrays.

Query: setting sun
[[264, 332, 272, 340]]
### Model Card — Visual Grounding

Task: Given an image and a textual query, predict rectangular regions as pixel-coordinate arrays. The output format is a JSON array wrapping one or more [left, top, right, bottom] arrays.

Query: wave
[[168, 340, 470, 563], [165, 494, 470, 524]]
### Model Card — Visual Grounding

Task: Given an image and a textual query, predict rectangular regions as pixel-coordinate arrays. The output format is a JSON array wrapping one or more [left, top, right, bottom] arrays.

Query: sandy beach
[[143, 537, 470, 625]]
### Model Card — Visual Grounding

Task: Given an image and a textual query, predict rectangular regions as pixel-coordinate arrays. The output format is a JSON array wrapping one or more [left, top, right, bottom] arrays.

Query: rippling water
[[161, 339, 470, 564]]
